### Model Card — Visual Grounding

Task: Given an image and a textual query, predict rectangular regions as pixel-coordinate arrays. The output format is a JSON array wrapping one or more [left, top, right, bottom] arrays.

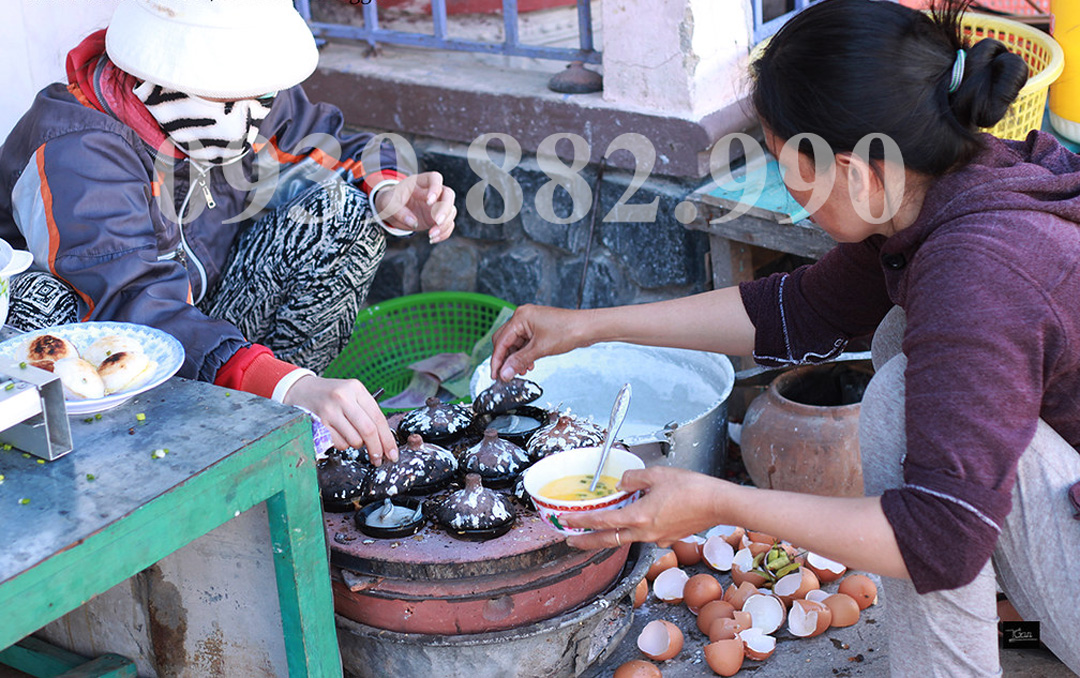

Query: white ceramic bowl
[[523, 446, 645, 536], [0, 239, 32, 327]]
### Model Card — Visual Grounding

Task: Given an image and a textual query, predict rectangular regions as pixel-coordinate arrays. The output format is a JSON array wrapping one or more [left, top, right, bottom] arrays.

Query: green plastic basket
[[322, 292, 516, 412]]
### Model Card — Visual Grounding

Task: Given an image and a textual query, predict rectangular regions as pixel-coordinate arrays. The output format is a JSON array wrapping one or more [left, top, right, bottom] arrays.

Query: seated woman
[[491, 0, 1080, 674], [0, 0, 458, 465]]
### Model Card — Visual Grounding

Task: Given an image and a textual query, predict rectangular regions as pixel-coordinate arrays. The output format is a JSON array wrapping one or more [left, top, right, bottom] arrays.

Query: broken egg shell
[[637, 619, 683, 662], [704, 638, 744, 677], [805, 552, 847, 583], [722, 581, 759, 611], [652, 566, 689, 604], [472, 377, 543, 415], [804, 588, 831, 604], [822, 592, 861, 627], [696, 599, 736, 635], [702, 536, 735, 572], [788, 599, 832, 638], [774, 567, 820, 607], [705, 524, 746, 550], [612, 659, 662, 678], [732, 610, 752, 630], [746, 530, 777, 545], [707, 616, 746, 642], [634, 578, 648, 608], [683, 573, 723, 614], [742, 594, 786, 635], [672, 535, 705, 567], [745, 540, 772, 558], [837, 573, 878, 610], [737, 627, 776, 661], [646, 549, 678, 581]]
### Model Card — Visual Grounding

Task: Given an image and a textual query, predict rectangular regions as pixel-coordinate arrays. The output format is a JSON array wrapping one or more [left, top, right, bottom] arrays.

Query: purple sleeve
[[738, 237, 893, 366], [881, 239, 1051, 593]]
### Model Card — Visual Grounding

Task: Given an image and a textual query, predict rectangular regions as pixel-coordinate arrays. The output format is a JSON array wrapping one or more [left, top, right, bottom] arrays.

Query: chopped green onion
[[0, 474, 5, 482], [86, 473, 96, 481], [151, 448, 169, 459], [36, 459, 45, 465], [83, 417, 94, 423], [95, 413, 102, 420], [136, 413, 146, 422], [19, 361, 27, 369], [18, 498, 29, 505], [4, 383, 13, 391]]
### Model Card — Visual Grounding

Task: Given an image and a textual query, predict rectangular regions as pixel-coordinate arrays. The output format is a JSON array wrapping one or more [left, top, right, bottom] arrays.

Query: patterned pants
[[8, 181, 386, 375]]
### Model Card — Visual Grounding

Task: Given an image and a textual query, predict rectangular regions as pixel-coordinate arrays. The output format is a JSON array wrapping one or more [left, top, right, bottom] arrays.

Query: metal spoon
[[590, 382, 632, 493]]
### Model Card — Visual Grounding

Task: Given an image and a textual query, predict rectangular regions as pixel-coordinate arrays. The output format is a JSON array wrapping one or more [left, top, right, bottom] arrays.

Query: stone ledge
[[305, 41, 756, 178]]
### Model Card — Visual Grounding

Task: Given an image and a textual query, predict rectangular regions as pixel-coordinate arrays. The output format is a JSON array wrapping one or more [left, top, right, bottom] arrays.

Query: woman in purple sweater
[[491, 0, 1080, 674]]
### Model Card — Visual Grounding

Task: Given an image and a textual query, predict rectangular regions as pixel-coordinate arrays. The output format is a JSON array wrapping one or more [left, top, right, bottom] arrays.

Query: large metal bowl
[[472, 342, 735, 477]]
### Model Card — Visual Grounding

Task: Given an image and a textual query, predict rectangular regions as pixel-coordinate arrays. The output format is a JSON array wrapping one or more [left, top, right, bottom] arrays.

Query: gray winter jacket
[[0, 81, 398, 382]]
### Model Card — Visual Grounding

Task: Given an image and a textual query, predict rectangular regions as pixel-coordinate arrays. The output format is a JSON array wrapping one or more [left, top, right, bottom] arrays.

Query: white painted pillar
[[1, 0, 122, 144], [600, 0, 754, 118]]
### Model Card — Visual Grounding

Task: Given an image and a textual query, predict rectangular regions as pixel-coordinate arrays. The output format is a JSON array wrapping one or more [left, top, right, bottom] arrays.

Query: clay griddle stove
[[326, 502, 630, 635]]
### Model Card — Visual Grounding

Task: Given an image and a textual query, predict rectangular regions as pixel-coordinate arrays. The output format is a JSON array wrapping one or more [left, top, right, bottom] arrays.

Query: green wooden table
[[0, 377, 341, 678]]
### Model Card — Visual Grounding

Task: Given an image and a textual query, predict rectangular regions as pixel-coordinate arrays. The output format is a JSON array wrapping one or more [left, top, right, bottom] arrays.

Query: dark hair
[[751, 0, 1029, 176]]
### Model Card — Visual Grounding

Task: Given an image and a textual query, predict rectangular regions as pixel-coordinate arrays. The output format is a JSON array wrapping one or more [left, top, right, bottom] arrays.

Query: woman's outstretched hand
[[561, 466, 729, 550], [284, 374, 398, 466], [490, 304, 591, 382]]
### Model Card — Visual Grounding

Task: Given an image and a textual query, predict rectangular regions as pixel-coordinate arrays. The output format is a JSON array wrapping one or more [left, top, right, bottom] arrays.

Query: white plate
[[0, 322, 185, 415]]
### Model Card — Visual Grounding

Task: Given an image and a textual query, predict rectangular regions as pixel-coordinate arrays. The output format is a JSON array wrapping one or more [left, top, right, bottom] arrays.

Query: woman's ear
[[836, 151, 877, 206]]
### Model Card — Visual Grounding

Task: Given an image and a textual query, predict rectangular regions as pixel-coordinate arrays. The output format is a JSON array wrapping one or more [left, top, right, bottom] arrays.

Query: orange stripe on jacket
[[36, 145, 95, 320], [252, 137, 398, 187]]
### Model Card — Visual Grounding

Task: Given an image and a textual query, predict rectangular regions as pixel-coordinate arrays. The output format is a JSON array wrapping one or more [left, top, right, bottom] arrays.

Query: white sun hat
[[105, 0, 319, 99]]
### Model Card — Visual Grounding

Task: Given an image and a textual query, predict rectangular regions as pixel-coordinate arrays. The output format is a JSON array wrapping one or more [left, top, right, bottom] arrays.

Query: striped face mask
[[134, 81, 275, 165]]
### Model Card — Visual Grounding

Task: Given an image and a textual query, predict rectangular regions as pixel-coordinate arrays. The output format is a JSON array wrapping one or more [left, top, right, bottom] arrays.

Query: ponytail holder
[[948, 49, 967, 94]]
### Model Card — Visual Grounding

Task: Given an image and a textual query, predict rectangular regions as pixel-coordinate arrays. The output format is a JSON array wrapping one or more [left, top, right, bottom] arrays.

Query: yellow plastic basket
[[961, 13, 1063, 140]]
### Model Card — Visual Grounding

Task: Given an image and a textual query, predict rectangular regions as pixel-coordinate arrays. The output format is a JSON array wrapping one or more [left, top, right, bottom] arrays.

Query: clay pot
[[739, 362, 871, 498]]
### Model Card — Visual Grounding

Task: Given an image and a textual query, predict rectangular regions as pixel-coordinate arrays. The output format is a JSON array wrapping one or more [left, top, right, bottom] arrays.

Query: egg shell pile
[[616, 523, 879, 676]]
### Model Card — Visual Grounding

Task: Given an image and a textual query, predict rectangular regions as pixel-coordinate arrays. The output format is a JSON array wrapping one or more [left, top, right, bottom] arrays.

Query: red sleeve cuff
[[214, 344, 299, 399]]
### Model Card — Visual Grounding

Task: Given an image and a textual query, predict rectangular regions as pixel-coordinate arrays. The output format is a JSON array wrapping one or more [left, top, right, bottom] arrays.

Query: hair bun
[[949, 39, 1029, 129]]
